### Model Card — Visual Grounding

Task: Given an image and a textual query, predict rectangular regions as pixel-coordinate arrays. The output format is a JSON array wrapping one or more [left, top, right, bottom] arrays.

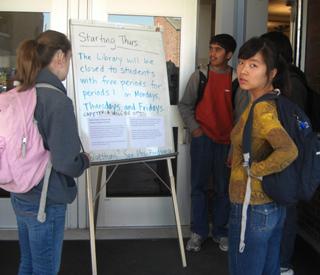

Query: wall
[[245, 0, 268, 39], [197, 1, 211, 66], [215, 0, 235, 35], [213, 0, 267, 66]]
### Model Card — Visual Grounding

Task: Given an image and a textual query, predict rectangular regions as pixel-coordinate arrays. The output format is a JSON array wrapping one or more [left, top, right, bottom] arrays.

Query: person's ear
[[270, 68, 277, 80], [226, 51, 233, 60]]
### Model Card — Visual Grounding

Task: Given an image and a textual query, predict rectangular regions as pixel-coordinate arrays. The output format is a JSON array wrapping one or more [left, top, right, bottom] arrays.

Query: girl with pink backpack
[[2, 30, 90, 275]]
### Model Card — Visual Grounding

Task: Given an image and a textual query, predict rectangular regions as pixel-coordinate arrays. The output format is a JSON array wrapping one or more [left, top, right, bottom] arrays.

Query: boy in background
[[179, 34, 237, 252]]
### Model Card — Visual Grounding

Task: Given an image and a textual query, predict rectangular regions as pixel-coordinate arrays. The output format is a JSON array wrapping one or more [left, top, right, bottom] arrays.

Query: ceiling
[[200, 0, 292, 18], [269, 0, 292, 18]]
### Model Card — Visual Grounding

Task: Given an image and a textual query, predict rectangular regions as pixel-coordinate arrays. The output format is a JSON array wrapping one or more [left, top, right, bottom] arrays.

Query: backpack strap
[[36, 82, 86, 153], [195, 65, 237, 110], [238, 98, 256, 253], [194, 64, 210, 109], [34, 83, 63, 223], [35, 83, 64, 94], [239, 90, 279, 252], [37, 160, 52, 223], [34, 83, 85, 219], [242, 91, 280, 161], [231, 78, 239, 109], [13, 89, 33, 158]]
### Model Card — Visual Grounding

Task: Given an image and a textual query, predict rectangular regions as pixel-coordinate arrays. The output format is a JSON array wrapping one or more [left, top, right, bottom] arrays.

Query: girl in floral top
[[228, 37, 298, 275]]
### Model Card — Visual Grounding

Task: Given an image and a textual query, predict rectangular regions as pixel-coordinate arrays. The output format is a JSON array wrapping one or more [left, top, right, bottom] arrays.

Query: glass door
[[0, 0, 74, 228], [78, 0, 198, 228]]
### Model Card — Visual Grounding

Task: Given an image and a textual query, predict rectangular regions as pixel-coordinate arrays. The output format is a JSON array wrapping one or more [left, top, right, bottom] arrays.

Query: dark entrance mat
[[0, 236, 318, 275]]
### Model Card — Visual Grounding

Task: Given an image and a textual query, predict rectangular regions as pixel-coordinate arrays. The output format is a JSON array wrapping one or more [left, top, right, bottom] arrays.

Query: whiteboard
[[70, 20, 175, 164]]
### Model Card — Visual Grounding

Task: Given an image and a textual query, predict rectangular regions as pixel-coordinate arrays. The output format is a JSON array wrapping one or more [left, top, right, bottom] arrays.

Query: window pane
[[104, 15, 180, 197], [0, 12, 50, 93], [108, 15, 180, 105]]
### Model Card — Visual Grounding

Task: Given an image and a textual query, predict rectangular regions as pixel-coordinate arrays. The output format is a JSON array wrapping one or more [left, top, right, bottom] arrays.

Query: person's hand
[[226, 154, 232, 168], [226, 148, 233, 168], [84, 152, 91, 160], [83, 152, 91, 165], [191, 127, 204, 137]]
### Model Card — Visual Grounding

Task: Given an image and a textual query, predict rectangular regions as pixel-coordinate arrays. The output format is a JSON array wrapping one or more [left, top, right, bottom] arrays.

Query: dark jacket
[[13, 68, 89, 204], [289, 65, 308, 111]]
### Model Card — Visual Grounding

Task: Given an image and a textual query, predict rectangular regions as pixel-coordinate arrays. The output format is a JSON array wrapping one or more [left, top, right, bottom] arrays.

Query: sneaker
[[280, 267, 294, 275], [186, 232, 203, 252], [212, 236, 228, 252]]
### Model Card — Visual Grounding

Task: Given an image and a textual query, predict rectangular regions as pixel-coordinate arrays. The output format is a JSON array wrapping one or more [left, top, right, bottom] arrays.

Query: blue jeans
[[11, 195, 66, 275], [190, 135, 230, 238], [228, 203, 286, 275]]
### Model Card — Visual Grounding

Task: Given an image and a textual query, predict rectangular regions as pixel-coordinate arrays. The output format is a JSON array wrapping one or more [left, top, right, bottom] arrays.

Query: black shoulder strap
[[242, 92, 279, 164], [194, 64, 210, 108], [228, 68, 239, 110], [231, 78, 239, 109], [195, 65, 236, 110]]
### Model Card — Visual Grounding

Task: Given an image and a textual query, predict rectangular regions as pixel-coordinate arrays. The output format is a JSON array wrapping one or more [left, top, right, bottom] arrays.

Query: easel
[[86, 154, 187, 275], [70, 20, 185, 274]]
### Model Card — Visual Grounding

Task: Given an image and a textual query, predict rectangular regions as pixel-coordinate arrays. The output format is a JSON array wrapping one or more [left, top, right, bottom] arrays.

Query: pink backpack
[[0, 87, 50, 193]]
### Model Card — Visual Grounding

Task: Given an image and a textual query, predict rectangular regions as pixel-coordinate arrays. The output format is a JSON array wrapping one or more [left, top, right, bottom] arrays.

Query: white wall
[[0, 0, 51, 11], [197, 2, 211, 66], [214, 0, 268, 66], [214, 0, 238, 66], [215, 0, 235, 35]]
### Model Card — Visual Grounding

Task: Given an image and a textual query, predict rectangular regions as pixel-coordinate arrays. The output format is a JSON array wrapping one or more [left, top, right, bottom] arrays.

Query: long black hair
[[260, 31, 293, 64], [238, 37, 290, 97]]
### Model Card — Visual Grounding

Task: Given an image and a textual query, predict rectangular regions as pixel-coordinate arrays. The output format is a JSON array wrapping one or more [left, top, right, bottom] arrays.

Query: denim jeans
[[228, 203, 286, 275], [11, 195, 67, 275], [190, 135, 230, 238]]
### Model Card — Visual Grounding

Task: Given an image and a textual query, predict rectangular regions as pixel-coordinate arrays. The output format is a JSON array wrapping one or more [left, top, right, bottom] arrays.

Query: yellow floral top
[[229, 99, 298, 204]]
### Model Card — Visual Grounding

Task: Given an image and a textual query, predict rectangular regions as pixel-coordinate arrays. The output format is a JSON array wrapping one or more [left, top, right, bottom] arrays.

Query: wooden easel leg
[[94, 166, 103, 228], [86, 169, 98, 275], [167, 159, 187, 267]]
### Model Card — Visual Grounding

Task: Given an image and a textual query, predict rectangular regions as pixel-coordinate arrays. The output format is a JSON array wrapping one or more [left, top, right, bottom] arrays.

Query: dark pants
[[190, 135, 230, 238], [280, 204, 297, 268]]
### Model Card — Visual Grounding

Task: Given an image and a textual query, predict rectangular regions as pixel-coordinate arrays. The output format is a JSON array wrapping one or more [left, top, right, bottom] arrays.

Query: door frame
[[0, 0, 76, 228], [75, 0, 197, 229]]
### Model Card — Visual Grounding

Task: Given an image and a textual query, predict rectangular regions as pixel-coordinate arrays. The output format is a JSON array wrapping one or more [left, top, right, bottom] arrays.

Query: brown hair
[[15, 30, 71, 91]]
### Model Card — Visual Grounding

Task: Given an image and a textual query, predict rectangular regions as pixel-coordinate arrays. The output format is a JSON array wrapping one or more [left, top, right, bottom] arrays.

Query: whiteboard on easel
[[70, 20, 175, 164]]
